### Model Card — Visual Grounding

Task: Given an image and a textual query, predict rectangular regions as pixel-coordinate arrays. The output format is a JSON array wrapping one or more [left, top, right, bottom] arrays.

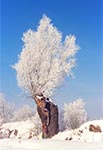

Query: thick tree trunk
[[47, 102, 59, 138], [34, 95, 59, 138]]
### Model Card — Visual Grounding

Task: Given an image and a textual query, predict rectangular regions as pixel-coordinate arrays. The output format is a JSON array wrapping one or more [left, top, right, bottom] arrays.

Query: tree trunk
[[34, 95, 59, 138], [47, 101, 59, 138]]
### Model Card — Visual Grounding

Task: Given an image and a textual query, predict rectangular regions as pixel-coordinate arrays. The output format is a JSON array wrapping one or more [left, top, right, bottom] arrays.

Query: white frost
[[13, 15, 79, 97]]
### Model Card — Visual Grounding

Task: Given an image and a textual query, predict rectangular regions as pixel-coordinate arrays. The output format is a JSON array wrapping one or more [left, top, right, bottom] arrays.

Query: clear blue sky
[[0, 0, 102, 119]]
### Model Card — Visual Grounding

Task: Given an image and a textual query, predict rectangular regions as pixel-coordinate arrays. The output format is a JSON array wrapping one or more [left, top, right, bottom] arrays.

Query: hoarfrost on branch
[[13, 15, 79, 97]]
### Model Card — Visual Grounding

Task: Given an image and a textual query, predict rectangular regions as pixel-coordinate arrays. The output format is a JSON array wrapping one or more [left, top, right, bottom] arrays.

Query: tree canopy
[[13, 15, 79, 98]]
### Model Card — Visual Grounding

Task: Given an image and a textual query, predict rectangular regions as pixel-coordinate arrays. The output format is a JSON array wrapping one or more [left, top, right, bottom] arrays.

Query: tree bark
[[47, 101, 59, 138], [34, 95, 59, 138]]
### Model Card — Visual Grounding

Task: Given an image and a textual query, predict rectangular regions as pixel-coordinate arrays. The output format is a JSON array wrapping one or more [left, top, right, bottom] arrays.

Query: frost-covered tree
[[12, 105, 34, 121], [63, 98, 87, 129], [31, 111, 42, 136], [0, 93, 13, 125], [13, 15, 79, 97], [59, 110, 65, 131], [13, 15, 79, 138]]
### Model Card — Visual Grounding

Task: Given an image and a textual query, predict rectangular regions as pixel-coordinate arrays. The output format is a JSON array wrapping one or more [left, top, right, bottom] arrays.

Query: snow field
[[0, 139, 103, 150], [0, 120, 103, 150]]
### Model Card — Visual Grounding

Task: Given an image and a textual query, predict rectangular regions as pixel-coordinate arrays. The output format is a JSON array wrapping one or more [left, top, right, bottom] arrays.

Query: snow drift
[[0, 120, 39, 139], [0, 120, 103, 150], [53, 120, 103, 143], [0, 119, 103, 143]]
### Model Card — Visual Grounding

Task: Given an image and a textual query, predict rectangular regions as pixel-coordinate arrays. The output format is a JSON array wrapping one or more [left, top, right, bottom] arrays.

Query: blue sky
[[0, 0, 102, 119]]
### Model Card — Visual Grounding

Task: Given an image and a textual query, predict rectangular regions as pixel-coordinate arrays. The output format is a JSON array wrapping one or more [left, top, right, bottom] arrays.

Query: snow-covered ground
[[53, 120, 103, 143], [0, 120, 35, 139], [0, 120, 103, 150], [0, 138, 103, 150]]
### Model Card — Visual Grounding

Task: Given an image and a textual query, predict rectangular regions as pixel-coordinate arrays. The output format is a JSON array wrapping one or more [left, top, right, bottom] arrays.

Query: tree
[[63, 98, 87, 129], [12, 107, 42, 136], [12, 104, 34, 121], [0, 93, 13, 125], [13, 15, 79, 138], [59, 110, 65, 131], [31, 111, 42, 136]]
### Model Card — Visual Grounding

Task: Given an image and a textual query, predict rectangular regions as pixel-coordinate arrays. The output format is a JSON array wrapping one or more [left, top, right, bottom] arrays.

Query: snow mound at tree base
[[0, 120, 40, 139], [53, 120, 103, 143]]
